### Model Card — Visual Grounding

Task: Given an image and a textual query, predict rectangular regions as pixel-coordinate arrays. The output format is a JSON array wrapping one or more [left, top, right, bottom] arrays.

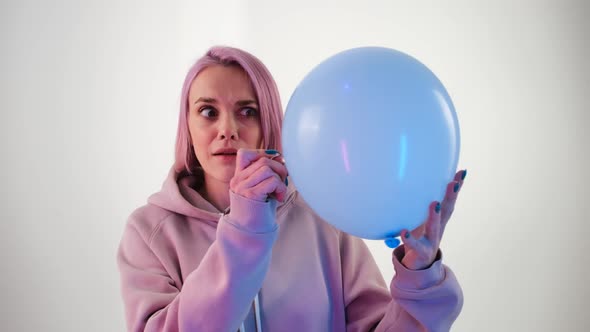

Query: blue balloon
[[282, 47, 460, 240]]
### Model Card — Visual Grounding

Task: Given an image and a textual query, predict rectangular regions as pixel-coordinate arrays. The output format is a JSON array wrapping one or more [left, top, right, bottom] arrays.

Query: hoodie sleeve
[[117, 192, 278, 332], [340, 234, 463, 332]]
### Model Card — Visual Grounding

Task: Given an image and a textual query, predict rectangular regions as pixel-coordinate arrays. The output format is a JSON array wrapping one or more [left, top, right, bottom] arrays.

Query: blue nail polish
[[461, 169, 467, 180], [453, 182, 460, 193], [285, 177, 289, 186], [265, 149, 279, 155], [435, 202, 441, 213], [404, 232, 410, 239]]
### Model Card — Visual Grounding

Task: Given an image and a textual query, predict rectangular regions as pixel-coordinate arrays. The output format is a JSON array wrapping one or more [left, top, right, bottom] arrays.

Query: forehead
[[189, 65, 256, 103]]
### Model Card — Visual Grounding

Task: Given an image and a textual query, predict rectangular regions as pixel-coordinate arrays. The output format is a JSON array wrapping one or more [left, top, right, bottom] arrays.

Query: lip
[[212, 148, 238, 156]]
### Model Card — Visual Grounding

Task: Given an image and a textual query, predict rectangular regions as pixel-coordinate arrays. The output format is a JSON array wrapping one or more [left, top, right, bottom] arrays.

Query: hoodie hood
[[147, 167, 296, 223]]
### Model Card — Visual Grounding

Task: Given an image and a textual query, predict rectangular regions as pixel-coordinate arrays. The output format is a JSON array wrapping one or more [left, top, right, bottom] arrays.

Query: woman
[[117, 46, 466, 332]]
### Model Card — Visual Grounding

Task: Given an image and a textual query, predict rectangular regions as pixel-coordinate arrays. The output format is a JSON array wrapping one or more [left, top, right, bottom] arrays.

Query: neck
[[200, 174, 230, 212]]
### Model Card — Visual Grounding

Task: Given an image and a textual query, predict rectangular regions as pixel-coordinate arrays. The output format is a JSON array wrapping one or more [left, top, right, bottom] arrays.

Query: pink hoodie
[[117, 168, 463, 332]]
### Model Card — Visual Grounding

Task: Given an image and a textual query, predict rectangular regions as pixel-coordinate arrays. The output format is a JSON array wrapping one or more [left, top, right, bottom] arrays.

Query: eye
[[199, 106, 218, 118], [239, 107, 258, 117]]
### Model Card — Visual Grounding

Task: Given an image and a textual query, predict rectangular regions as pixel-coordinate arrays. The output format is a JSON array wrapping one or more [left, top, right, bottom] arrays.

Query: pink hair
[[174, 46, 284, 174]]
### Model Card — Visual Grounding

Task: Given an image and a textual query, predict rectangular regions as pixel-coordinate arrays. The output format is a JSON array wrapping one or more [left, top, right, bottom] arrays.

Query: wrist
[[392, 246, 446, 290], [226, 190, 278, 233], [397, 245, 442, 271], [401, 256, 434, 271]]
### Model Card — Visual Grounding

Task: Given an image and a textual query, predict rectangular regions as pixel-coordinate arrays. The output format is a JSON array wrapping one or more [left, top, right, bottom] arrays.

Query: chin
[[200, 164, 235, 183], [214, 170, 236, 183]]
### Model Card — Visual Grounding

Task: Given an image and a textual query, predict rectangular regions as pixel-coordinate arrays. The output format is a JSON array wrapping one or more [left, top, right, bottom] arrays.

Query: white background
[[1, 0, 588, 331]]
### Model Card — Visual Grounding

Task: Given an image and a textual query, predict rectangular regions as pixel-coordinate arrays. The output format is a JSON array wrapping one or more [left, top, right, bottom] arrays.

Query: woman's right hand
[[230, 148, 289, 203]]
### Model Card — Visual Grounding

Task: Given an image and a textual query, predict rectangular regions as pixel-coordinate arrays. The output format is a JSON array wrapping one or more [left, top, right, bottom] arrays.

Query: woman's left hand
[[387, 169, 467, 270]]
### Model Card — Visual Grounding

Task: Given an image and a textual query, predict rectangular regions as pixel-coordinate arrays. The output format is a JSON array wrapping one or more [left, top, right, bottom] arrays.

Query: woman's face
[[187, 65, 263, 183]]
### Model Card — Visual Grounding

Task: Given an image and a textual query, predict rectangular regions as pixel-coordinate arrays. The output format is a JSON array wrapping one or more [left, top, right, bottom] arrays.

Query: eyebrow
[[194, 97, 258, 106], [194, 97, 217, 104]]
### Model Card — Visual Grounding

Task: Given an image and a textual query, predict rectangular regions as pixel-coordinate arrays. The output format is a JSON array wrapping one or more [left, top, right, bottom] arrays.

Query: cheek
[[190, 133, 211, 166], [242, 123, 263, 145], [190, 130, 211, 148], [188, 121, 210, 150]]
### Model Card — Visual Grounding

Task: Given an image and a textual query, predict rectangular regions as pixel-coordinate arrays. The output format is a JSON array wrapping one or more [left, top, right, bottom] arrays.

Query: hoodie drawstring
[[239, 293, 262, 332], [254, 293, 262, 331]]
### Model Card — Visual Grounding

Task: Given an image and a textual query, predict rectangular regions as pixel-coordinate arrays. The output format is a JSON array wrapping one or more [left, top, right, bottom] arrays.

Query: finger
[[272, 184, 287, 202], [400, 229, 421, 250], [440, 169, 466, 231], [235, 148, 282, 173], [233, 154, 288, 184], [251, 173, 288, 202], [252, 155, 288, 181], [234, 165, 287, 201], [424, 201, 442, 242], [412, 222, 425, 238], [453, 169, 468, 187], [267, 150, 286, 164], [235, 164, 278, 191], [440, 180, 461, 230], [268, 154, 289, 184]]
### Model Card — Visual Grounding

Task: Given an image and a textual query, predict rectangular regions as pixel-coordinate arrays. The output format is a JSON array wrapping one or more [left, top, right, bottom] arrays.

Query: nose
[[217, 113, 239, 141]]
